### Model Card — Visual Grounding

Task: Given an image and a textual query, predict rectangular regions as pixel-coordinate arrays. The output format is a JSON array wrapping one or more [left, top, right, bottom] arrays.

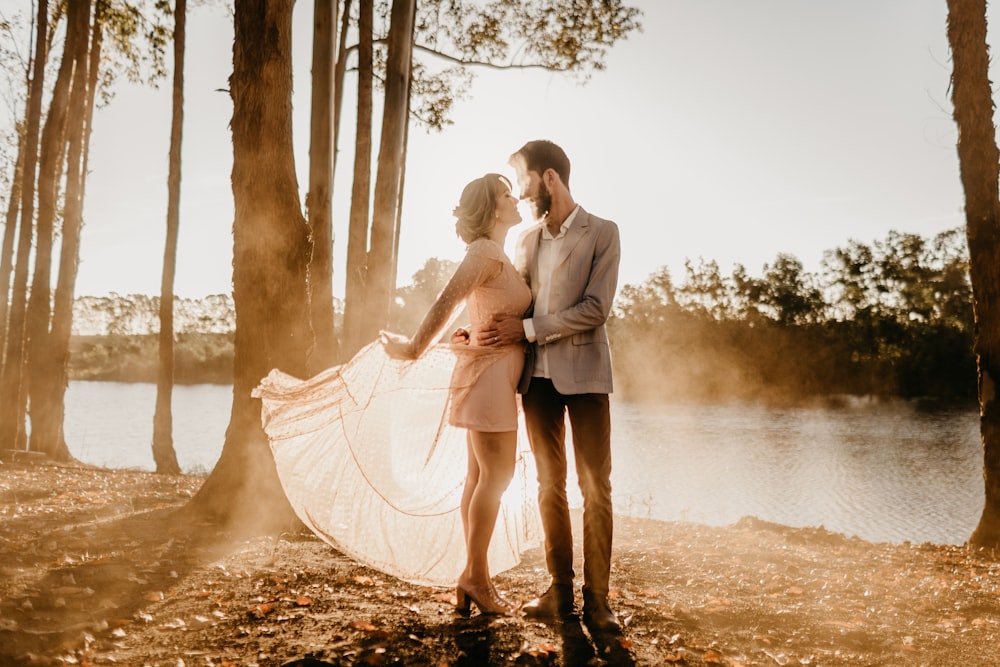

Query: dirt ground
[[2, 460, 1000, 666]]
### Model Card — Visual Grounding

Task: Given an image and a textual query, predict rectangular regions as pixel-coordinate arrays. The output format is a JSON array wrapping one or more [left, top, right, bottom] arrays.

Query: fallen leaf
[[249, 602, 274, 618], [156, 618, 186, 630], [704, 648, 724, 664]]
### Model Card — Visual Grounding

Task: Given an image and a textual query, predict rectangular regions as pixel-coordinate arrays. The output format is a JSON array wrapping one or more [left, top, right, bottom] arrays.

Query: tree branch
[[341, 39, 568, 73]]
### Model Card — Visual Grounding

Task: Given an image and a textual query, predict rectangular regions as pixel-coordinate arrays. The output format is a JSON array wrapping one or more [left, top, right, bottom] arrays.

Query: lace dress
[[254, 238, 538, 586]]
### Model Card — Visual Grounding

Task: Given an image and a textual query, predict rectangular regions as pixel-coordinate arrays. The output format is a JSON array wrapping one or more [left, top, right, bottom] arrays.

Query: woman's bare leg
[[462, 430, 516, 586], [459, 432, 478, 581]]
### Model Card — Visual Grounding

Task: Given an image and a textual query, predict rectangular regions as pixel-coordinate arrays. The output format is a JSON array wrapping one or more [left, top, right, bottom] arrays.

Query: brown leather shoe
[[521, 583, 575, 619], [582, 591, 620, 633]]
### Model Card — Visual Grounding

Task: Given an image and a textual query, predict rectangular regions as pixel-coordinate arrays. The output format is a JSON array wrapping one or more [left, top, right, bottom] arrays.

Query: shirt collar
[[541, 205, 580, 240]]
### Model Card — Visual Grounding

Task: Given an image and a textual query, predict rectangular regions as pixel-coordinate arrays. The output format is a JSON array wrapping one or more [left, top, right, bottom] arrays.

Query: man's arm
[[480, 218, 620, 347], [530, 220, 620, 344]]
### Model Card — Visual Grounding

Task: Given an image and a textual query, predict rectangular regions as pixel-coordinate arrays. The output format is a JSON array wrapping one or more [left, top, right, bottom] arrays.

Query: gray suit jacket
[[514, 207, 620, 395]]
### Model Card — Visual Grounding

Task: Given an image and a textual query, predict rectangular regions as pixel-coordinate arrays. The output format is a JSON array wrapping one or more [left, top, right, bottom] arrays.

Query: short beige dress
[[446, 238, 532, 432]]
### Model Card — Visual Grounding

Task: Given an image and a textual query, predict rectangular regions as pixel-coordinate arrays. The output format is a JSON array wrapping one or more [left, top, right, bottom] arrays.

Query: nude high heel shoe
[[455, 581, 514, 616]]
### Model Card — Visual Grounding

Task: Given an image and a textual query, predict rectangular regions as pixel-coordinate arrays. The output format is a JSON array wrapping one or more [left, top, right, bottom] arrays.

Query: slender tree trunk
[[0, 0, 48, 451], [358, 0, 414, 346], [43, 2, 105, 463], [153, 0, 186, 475], [342, 0, 373, 358], [26, 0, 86, 456], [185, 0, 309, 534], [332, 0, 353, 181], [390, 72, 412, 296], [945, 0, 1000, 549], [306, 0, 338, 371], [0, 137, 25, 344]]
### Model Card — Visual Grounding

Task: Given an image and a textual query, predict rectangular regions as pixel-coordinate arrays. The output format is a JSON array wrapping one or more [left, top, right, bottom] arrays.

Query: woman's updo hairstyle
[[453, 173, 511, 243]]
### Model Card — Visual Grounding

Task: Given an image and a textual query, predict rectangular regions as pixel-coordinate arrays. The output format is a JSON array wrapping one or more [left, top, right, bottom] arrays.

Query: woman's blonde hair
[[453, 173, 512, 243]]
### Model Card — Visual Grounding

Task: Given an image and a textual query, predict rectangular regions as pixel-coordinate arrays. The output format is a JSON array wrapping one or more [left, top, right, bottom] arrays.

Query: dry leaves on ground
[[3, 461, 1000, 666]]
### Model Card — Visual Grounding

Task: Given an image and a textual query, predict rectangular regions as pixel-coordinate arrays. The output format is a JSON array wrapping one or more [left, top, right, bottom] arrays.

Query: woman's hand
[[380, 331, 418, 360], [450, 327, 471, 345]]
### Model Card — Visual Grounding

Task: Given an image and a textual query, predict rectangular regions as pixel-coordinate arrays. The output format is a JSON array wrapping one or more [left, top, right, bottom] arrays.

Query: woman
[[381, 173, 531, 615]]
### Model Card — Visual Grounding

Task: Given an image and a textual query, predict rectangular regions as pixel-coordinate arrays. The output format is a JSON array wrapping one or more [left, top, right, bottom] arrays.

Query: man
[[481, 139, 621, 633]]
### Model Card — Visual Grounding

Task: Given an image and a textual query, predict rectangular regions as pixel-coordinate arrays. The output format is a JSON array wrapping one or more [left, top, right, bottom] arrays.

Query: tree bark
[[945, 0, 1000, 549], [342, 0, 374, 359], [0, 0, 48, 451], [153, 0, 186, 475], [332, 0, 353, 180], [0, 136, 25, 344], [26, 0, 89, 458], [358, 0, 415, 347], [41, 0, 104, 464], [31, 0, 101, 461], [306, 0, 338, 371], [185, 0, 310, 535]]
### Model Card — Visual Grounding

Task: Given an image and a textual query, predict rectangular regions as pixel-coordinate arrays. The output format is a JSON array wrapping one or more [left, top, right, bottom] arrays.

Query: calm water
[[63, 382, 984, 546]]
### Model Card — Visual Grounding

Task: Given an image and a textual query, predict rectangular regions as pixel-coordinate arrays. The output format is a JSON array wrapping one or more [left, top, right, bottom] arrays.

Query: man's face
[[512, 156, 552, 221]]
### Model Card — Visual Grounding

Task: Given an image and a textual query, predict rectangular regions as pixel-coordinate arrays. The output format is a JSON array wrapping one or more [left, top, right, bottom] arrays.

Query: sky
[[0, 0, 991, 299]]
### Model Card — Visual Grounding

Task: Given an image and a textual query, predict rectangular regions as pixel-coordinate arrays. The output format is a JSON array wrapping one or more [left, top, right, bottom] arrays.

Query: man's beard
[[531, 180, 552, 221]]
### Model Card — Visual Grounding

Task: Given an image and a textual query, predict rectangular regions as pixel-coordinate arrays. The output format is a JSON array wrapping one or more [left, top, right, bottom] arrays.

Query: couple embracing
[[259, 139, 621, 634]]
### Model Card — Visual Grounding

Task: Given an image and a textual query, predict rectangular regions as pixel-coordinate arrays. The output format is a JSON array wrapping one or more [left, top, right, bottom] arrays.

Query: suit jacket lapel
[[554, 208, 589, 269], [523, 225, 543, 292]]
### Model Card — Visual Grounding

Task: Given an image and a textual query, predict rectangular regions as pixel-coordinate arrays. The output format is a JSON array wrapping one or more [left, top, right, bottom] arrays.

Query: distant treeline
[[69, 333, 234, 385], [609, 227, 976, 404], [69, 227, 978, 401]]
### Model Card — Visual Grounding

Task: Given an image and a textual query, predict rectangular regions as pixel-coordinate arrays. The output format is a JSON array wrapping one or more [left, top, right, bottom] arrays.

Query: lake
[[63, 381, 984, 546]]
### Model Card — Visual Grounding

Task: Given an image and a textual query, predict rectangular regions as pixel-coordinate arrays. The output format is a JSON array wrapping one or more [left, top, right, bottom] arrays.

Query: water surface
[[63, 382, 983, 545]]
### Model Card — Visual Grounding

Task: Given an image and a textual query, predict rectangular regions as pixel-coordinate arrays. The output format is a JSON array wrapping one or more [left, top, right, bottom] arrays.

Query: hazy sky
[[2, 0, 992, 298]]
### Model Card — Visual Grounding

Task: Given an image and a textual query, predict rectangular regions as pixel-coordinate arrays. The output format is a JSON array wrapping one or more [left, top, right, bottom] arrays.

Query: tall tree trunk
[[43, 2, 105, 463], [0, 136, 25, 343], [342, 0, 373, 359], [332, 0, 353, 180], [0, 0, 48, 450], [26, 0, 86, 456], [153, 0, 186, 475], [357, 0, 414, 347], [306, 0, 338, 371], [185, 0, 309, 534], [390, 72, 412, 297], [946, 0, 1000, 549]]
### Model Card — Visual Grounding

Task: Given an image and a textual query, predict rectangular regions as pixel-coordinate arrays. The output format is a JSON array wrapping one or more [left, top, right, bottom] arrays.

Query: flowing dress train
[[254, 239, 539, 586]]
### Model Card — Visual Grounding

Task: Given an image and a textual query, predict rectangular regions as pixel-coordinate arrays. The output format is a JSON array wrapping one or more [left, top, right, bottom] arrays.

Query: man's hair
[[511, 140, 571, 187]]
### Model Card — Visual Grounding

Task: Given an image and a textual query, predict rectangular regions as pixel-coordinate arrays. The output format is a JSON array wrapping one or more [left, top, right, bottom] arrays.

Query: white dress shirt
[[524, 205, 580, 378]]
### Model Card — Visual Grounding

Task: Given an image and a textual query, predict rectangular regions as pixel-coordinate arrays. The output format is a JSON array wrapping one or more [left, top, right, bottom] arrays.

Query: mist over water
[[63, 382, 983, 546]]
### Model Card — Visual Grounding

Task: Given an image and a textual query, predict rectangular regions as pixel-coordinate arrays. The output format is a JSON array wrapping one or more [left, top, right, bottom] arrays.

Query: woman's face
[[494, 183, 522, 228]]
